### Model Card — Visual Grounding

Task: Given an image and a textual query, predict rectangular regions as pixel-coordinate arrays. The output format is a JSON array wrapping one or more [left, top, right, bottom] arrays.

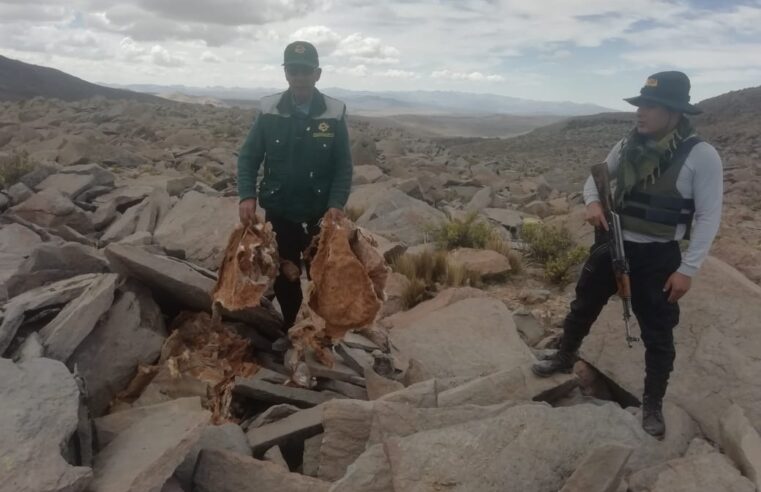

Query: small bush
[[0, 151, 33, 188], [430, 213, 494, 250], [392, 249, 482, 308], [521, 222, 586, 284], [545, 246, 587, 283], [521, 222, 574, 263]]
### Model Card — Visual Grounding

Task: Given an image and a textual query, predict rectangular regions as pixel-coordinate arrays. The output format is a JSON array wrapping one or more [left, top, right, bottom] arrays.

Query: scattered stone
[[38, 273, 119, 362], [315, 378, 368, 400], [246, 404, 324, 455], [11, 188, 93, 233], [263, 445, 288, 469], [69, 282, 167, 416], [193, 449, 330, 492], [365, 365, 405, 400], [94, 397, 204, 447], [248, 404, 301, 429], [513, 309, 546, 346], [357, 188, 446, 245], [318, 399, 375, 481], [380, 286, 487, 330], [483, 207, 523, 232], [234, 377, 337, 408], [630, 452, 755, 492], [7, 181, 33, 204], [389, 297, 535, 379], [523, 200, 552, 218], [302, 433, 323, 477], [464, 186, 493, 213], [520, 288, 552, 304], [35, 172, 96, 199], [175, 423, 252, 490], [11, 331, 44, 362], [720, 403, 761, 490], [89, 405, 210, 492], [379, 379, 438, 408], [1, 358, 93, 491], [100, 200, 148, 243], [559, 444, 632, 492], [437, 365, 577, 407], [447, 247, 511, 280], [0, 273, 100, 355], [352, 164, 385, 185], [153, 190, 238, 269]]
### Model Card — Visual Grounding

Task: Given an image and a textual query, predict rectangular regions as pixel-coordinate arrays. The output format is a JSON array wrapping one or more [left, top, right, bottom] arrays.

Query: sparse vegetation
[[545, 246, 587, 283], [521, 222, 586, 284], [392, 250, 482, 308], [429, 213, 494, 250], [0, 151, 34, 188]]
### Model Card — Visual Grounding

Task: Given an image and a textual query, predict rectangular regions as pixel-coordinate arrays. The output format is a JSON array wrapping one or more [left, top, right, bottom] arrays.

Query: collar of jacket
[[276, 88, 327, 117]]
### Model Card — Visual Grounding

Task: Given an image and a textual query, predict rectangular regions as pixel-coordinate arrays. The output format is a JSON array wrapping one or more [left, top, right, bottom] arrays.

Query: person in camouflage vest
[[532, 71, 723, 440]]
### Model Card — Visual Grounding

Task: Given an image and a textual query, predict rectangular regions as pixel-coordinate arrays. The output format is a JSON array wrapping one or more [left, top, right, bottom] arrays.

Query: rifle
[[590, 163, 639, 348]]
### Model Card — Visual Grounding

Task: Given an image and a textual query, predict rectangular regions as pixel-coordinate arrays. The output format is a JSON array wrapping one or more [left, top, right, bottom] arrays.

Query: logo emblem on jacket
[[318, 122, 330, 132]]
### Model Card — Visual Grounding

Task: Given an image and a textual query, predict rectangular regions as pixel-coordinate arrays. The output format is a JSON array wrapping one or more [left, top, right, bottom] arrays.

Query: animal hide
[[212, 221, 278, 313], [307, 215, 388, 341]]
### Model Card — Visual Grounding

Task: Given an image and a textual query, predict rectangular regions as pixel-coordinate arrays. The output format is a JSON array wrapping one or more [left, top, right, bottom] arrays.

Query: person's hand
[[239, 198, 257, 226], [325, 207, 345, 222], [663, 272, 691, 303], [585, 201, 609, 231]]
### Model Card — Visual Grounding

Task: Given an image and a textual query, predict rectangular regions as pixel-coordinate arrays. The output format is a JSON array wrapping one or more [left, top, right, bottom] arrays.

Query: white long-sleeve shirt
[[583, 139, 723, 277]]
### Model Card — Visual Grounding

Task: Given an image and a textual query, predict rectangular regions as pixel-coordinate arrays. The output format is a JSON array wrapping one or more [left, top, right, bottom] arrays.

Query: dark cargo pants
[[266, 213, 320, 330], [559, 239, 682, 401]]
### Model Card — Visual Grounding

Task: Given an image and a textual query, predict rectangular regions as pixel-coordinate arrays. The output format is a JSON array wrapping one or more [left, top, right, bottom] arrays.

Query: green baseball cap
[[283, 41, 319, 68]]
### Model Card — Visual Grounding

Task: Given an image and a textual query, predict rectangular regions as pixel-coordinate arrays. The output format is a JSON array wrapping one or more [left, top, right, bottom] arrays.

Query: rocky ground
[[1, 94, 760, 492]]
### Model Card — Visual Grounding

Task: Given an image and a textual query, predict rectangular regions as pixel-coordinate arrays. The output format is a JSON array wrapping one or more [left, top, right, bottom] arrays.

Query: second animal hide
[[307, 215, 388, 340]]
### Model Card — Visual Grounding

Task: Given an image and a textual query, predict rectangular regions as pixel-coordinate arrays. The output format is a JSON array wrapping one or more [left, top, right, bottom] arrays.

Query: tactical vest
[[617, 137, 702, 239]]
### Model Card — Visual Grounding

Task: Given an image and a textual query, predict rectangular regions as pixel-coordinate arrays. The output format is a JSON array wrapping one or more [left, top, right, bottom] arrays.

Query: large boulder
[[153, 190, 238, 269], [389, 297, 534, 379], [69, 282, 167, 416], [332, 403, 662, 492], [0, 358, 92, 492], [581, 257, 761, 442], [175, 423, 252, 490], [34, 172, 96, 200], [357, 188, 446, 246], [352, 165, 385, 185]]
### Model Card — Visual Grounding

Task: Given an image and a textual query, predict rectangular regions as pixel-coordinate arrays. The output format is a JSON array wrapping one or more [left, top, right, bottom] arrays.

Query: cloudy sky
[[1, 0, 760, 109]]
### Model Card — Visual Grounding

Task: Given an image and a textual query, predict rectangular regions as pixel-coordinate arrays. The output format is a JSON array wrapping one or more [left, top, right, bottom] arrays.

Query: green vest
[[617, 138, 701, 239]]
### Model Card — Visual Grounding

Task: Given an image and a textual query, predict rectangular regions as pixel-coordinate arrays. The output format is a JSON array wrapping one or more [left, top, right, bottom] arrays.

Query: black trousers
[[266, 213, 320, 330], [560, 239, 682, 402]]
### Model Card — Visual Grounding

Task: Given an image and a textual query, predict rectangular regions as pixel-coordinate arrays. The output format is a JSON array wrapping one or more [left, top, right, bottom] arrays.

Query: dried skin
[[308, 216, 387, 340], [212, 222, 278, 312], [114, 311, 258, 423]]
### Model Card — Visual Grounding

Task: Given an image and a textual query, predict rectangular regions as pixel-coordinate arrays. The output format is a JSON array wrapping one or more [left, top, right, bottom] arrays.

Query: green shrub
[[0, 151, 33, 188], [545, 246, 587, 283], [521, 222, 586, 284], [429, 213, 494, 250], [521, 222, 575, 263]]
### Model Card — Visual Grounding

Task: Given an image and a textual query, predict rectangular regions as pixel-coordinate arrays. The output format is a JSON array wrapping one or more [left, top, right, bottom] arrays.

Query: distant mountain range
[[114, 83, 615, 116], [0, 55, 160, 103]]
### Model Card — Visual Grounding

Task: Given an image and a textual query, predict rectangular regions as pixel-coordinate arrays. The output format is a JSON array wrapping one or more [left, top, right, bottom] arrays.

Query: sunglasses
[[285, 65, 316, 76]]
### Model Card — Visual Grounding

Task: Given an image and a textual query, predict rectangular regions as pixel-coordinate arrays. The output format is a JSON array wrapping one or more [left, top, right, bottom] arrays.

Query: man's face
[[636, 103, 679, 138], [285, 64, 321, 94]]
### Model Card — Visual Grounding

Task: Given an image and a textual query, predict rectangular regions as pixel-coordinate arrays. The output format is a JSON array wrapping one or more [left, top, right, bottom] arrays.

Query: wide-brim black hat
[[624, 71, 702, 115]]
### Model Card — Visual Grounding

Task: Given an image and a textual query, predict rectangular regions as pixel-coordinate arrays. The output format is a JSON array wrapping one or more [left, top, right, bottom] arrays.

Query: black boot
[[531, 350, 576, 377], [642, 395, 665, 439]]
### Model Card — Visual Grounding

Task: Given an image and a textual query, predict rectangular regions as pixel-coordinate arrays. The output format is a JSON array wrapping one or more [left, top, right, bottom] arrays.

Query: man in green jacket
[[237, 41, 353, 332]]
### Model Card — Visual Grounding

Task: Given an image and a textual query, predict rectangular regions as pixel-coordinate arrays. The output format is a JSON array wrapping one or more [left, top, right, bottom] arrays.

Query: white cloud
[[150, 45, 184, 67], [431, 69, 504, 82], [334, 33, 400, 64], [291, 25, 342, 52], [327, 64, 369, 77], [377, 69, 420, 79], [200, 50, 223, 63]]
